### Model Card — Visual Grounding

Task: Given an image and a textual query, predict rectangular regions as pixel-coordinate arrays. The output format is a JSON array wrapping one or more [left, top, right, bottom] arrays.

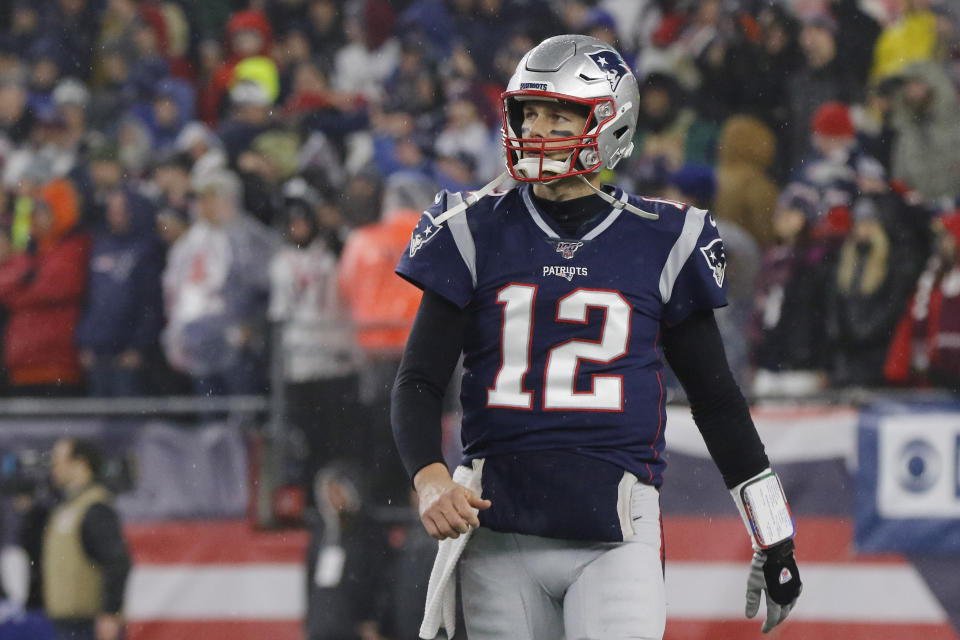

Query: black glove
[[745, 538, 802, 633]]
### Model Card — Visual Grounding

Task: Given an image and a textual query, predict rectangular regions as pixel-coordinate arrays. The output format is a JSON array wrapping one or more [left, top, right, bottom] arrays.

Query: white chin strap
[[427, 170, 512, 228], [577, 175, 658, 220]]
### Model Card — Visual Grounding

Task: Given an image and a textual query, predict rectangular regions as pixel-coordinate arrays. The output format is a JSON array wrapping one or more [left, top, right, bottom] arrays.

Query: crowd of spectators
[[0, 0, 956, 407], [0, 0, 955, 440]]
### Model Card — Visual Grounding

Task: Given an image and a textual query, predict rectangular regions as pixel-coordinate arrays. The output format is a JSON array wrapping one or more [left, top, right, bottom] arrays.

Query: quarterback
[[391, 35, 802, 639]]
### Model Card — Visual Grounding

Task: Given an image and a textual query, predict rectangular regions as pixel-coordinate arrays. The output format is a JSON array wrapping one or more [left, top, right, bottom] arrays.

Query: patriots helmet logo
[[699, 238, 726, 287], [587, 51, 629, 92]]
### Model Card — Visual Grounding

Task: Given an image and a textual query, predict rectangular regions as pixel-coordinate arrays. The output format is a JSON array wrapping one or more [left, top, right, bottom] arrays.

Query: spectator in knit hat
[[794, 101, 886, 234], [0, 178, 90, 395]]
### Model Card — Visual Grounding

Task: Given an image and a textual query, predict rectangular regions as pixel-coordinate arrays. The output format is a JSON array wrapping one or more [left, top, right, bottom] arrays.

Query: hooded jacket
[[713, 115, 780, 248], [0, 179, 90, 386], [75, 190, 165, 356], [889, 61, 960, 201]]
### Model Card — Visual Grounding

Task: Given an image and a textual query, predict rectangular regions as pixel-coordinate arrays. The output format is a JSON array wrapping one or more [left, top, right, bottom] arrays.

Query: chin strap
[[577, 175, 659, 220], [426, 170, 512, 228]]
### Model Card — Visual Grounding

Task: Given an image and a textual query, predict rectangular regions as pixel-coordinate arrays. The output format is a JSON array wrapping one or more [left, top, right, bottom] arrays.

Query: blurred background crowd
[[0, 0, 959, 637], [0, 0, 957, 406]]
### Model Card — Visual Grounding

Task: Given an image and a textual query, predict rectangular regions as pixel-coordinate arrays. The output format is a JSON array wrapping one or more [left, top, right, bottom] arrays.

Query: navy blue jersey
[[396, 185, 727, 487]]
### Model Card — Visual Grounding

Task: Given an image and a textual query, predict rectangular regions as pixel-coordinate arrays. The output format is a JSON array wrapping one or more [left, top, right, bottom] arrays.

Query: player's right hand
[[413, 462, 491, 540]]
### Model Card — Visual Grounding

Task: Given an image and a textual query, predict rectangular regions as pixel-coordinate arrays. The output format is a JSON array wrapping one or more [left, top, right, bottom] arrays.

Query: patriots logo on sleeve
[[699, 238, 726, 287], [587, 51, 629, 92], [408, 217, 441, 258]]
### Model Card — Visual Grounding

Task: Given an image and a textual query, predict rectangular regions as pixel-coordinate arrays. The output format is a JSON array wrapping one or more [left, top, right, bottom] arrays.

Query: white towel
[[419, 458, 484, 639]]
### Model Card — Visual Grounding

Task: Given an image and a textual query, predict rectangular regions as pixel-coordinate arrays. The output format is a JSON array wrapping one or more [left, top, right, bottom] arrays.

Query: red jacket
[[0, 232, 91, 386]]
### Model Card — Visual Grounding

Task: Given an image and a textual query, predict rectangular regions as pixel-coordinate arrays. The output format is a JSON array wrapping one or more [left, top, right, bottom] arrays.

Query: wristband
[[730, 468, 795, 549]]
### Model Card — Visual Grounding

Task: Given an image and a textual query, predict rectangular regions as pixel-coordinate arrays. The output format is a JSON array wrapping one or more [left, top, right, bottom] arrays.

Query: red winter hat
[[811, 102, 855, 138]]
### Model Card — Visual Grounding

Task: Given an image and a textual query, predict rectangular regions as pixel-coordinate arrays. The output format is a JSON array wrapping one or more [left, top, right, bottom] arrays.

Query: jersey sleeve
[[661, 206, 728, 326], [395, 190, 477, 308]]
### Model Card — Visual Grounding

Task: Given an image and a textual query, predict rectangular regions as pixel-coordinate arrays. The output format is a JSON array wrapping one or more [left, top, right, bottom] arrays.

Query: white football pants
[[458, 482, 665, 640]]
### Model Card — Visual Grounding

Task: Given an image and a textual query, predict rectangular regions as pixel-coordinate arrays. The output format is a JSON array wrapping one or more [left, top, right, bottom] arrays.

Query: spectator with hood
[[76, 188, 164, 397], [713, 114, 780, 248], [199, 8, 274, 125], [888, 61, 960, 204], [0, 178, 89, 395], [131, 77, 195, 153], [162, 168, 279, 395]]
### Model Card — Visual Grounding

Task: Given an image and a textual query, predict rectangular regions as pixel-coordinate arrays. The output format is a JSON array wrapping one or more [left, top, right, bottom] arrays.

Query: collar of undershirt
[[529, 188, 612, 237]]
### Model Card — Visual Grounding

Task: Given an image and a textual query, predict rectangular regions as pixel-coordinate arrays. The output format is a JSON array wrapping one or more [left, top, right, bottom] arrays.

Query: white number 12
[[487, 284, 631, 411]]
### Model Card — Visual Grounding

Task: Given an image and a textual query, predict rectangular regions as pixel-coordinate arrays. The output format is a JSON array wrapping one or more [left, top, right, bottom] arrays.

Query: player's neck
[[531, 174, 601, 201]]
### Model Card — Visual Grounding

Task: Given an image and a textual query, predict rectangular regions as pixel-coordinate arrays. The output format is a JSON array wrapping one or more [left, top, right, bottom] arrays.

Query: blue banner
[[855, 401, 960, 553]]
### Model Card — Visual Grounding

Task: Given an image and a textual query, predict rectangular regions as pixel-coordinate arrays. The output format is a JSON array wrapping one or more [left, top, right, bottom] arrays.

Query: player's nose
[[527, 114, 549, 139]]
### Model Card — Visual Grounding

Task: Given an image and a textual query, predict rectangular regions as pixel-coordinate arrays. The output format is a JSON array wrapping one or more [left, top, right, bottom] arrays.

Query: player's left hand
[[745, 539, 802, 633]]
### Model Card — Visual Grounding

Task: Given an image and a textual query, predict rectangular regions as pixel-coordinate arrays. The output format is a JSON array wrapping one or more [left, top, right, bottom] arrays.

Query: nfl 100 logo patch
[[555, 241, 583, 260]]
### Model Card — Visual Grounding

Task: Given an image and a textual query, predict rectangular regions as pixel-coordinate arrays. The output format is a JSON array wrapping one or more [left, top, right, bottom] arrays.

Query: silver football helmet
[[502, 34, 640, 183]]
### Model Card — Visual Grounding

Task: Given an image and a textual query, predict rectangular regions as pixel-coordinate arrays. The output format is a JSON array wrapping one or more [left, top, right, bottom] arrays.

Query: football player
[[392, 34, 802, 640]]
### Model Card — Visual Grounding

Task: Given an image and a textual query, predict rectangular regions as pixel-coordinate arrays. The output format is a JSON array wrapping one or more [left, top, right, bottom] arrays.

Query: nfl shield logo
[[556, 241, 583, 259]]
